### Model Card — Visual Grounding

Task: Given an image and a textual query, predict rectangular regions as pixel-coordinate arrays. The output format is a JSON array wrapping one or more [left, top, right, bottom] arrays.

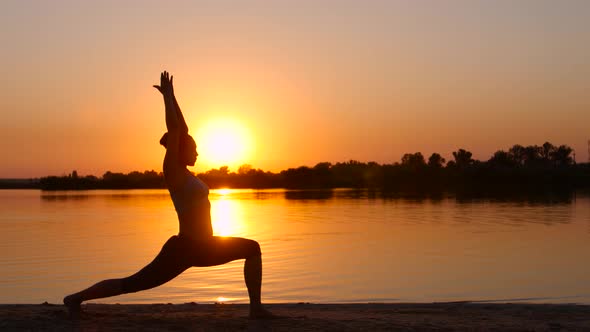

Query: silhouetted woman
[[64, 71, 274, 319]]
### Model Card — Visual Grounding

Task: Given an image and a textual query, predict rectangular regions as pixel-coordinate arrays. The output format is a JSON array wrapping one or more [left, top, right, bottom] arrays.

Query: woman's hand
[[153, 71, 174, 98]]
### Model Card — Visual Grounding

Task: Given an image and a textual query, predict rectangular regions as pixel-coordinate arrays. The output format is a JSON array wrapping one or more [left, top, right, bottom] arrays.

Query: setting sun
[[195, 118, 253, 170]]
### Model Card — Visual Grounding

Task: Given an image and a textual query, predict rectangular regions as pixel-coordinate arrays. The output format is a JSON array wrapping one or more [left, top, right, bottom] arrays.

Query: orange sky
[[1, 1, 589, 178]]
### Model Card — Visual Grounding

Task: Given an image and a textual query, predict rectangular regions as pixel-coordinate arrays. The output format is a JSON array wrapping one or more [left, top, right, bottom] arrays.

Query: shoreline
[[1, 302, 589, 331]]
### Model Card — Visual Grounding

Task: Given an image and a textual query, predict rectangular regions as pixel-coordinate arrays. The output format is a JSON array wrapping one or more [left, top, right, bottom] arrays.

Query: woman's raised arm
[[171, 77, 189, 134], [154, 71, 184, 186], [154, 71, 179, 133]]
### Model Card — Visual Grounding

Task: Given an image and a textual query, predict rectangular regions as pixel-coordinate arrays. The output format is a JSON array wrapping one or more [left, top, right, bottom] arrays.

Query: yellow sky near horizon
[[1, 1, 589, 178]]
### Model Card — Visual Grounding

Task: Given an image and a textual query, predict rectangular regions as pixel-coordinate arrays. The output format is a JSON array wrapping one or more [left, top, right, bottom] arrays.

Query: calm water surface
[[1, 189, 589, 304]]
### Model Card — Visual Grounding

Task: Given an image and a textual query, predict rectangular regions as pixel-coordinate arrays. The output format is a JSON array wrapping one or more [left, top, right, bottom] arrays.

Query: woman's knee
[[246, 239, 261, 257]]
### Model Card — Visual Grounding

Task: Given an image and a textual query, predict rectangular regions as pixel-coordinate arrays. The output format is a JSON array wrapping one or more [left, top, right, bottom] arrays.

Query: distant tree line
[[36, 170, 165, 190], [22, 142, 590, 193]]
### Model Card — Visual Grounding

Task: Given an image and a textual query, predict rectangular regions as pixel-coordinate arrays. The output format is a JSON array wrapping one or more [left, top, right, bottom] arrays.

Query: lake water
[[1, 189, 589, 305]]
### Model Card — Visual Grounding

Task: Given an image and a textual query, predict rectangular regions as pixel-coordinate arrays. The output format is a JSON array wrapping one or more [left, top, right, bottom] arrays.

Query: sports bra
[[169, 172, 209, 215]]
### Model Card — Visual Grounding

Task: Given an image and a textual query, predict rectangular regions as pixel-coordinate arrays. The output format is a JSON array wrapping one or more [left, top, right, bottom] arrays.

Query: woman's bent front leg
[[189, 236, 275, 318]]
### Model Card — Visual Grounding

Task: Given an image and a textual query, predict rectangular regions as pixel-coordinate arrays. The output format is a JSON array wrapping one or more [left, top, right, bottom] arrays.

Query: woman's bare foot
[[249, 305, 282, 320], [63, 294, 82, 317]]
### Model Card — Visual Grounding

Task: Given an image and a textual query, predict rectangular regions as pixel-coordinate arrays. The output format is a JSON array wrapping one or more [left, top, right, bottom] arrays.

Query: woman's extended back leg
[[64, 236, 190, 311]]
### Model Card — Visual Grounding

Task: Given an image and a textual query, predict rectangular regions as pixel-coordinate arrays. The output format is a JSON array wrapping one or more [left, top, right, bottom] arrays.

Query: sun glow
[[195, 118, 253, 170]]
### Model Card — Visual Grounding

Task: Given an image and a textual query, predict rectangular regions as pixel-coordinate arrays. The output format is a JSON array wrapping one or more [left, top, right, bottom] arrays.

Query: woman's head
[[160, 132, 198, 166]]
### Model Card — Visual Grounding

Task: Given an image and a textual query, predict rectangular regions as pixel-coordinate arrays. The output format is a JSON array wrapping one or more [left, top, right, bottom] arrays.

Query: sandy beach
[[1, 302, 589, 331]]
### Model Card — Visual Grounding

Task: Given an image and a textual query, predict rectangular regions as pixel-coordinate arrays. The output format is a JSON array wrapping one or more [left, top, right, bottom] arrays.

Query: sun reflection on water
[[217, 188, 231, 196], [210, 193, 246, 237]]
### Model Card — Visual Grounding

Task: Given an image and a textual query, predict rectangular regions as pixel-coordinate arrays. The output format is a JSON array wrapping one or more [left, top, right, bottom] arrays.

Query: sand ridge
[[1, 302, 589, 331]]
